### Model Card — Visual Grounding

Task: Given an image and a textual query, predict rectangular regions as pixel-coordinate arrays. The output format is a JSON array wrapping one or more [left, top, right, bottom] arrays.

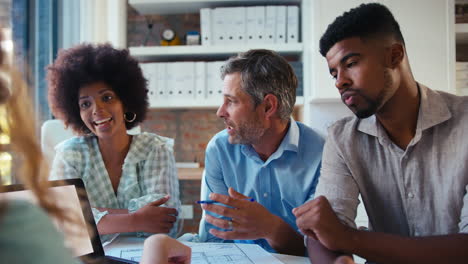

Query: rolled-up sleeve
[[132, 139, 181, 237], [315, 135, 360, 229]]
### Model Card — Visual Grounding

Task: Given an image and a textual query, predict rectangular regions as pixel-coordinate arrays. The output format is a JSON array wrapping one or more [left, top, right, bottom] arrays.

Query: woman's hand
[[131, 195, 178, 233]]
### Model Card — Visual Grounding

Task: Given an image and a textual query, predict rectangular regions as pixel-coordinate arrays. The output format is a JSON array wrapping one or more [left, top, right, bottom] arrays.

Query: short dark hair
[[47, 43, 148, 134], [220, 49, 297, 121], [319, 3, 405, 57]]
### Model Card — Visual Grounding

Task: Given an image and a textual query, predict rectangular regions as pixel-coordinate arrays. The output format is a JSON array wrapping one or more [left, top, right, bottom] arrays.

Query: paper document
[[185, 242, 284, 264], [104, 236, 145, 262], [105, 238, 284, 264]]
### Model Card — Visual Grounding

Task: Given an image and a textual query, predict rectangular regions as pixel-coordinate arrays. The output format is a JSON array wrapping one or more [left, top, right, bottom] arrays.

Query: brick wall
[[141, 109, 225, 164]]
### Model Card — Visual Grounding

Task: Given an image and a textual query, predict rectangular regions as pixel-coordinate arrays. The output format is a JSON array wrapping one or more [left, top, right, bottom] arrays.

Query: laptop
[[0, 179, 138, 264]]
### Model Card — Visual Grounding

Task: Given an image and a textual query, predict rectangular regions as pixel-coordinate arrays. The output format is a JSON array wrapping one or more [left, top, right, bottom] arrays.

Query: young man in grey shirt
[[293, 3, 468, 264]]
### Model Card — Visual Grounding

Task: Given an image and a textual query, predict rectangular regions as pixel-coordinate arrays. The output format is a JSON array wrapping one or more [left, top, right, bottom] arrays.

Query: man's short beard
[[355, 69, 393, 119], [229, 116, 265, 145], [355, 102, 379, 118], [230, 126, 264, 145]]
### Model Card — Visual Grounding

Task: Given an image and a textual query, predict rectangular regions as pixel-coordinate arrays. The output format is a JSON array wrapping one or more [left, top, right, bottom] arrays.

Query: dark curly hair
[[47, 43, 148, 134], [319, 3, 405, 57]]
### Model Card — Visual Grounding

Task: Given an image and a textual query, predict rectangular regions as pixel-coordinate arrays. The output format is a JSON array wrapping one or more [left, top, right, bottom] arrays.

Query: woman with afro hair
[[47, 43, 180, 243]]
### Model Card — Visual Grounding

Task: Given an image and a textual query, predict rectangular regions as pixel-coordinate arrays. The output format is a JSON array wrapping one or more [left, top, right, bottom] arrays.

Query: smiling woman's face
[[78, 81, 127, 139]]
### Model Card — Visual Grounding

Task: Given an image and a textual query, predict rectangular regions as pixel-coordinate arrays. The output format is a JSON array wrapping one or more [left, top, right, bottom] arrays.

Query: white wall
[[308, 100, 352, 137]]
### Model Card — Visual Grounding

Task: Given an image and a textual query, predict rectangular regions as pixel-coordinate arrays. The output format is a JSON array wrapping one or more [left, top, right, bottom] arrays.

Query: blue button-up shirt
[[199, 119, 324, 252]]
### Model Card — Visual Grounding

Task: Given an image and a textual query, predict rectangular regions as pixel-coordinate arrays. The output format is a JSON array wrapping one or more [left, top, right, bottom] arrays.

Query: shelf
[[129, 43, 303, 61], [456, 23, 468, 44], [150, 96, 304, 109], [129, 0, 301, 15]]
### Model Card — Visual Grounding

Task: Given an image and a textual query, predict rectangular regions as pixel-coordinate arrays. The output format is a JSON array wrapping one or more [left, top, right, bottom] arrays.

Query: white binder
[[264, 6, 276, 43], [165, 62, 177, 100], [253, 6, 265, 43], [183, 62, 196, 99], [194, 61, 207, 100], [213, 8, 227, 45], [156, 63, 166, 100], [246, 6, 258, 44], [223, 7, 236, 44], [200, 8, 212, 46], [206, 61, 224, 101], [173, 62, 195, 99], [287, 6, 299, 43], [275, 6, 287, 44], [232, 7, 246, 44], [140, 63, 156, 107], [147, 63, 159, 107]]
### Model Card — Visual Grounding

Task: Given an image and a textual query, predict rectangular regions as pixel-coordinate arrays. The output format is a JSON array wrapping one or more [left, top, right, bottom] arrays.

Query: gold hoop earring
[[124, 112, 137, 123]]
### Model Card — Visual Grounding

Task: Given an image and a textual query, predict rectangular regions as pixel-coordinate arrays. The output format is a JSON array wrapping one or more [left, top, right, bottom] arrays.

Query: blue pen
[[197, 198, 255, 204]]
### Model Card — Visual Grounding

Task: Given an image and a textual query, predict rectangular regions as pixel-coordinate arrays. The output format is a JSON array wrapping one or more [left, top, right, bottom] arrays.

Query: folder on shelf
[[156, 63, 167, 101], [173, 62, 195, 99], [222, 7, 236, 44], [139, 63, 150, 102], [206, 61, 225, 101], [195, 62, 207, 100], [165, 62, 177, 100], [148, 63, 159, 107], [232, 7, 246, 44], [275, 6, 287, 44], [264, 6, 276, 44], [287, 6, 299, 43], [140, 63, 157, 107], [200, 8, 212, 46], [253, 6, 265, 44], [213, 7, 227, 45], [246, 6, 258, 44]]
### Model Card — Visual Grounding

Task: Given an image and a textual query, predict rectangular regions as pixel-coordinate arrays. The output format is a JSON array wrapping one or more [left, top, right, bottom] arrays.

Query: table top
[[104, 236, 310, 263]]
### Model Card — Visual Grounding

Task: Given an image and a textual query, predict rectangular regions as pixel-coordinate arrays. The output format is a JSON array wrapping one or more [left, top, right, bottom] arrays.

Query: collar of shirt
[[241, 117, 299, 165], [356, 84, 452, 143], [108, 132, 174, 164]]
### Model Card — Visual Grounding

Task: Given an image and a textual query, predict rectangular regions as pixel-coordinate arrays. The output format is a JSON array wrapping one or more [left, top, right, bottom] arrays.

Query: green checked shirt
[[50, 132, 181, 242]]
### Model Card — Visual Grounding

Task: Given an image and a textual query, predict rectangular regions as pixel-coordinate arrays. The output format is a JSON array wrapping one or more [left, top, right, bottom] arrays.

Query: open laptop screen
[[0, 179, 105, 260]]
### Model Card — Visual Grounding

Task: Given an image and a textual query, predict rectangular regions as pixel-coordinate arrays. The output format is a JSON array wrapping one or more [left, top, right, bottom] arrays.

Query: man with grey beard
[[198, 49, 324, 256], [293, 3, 468, 264]]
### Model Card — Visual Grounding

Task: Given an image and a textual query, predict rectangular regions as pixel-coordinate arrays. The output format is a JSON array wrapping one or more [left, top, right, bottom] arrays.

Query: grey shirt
[[316, 84, 468, 237]]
